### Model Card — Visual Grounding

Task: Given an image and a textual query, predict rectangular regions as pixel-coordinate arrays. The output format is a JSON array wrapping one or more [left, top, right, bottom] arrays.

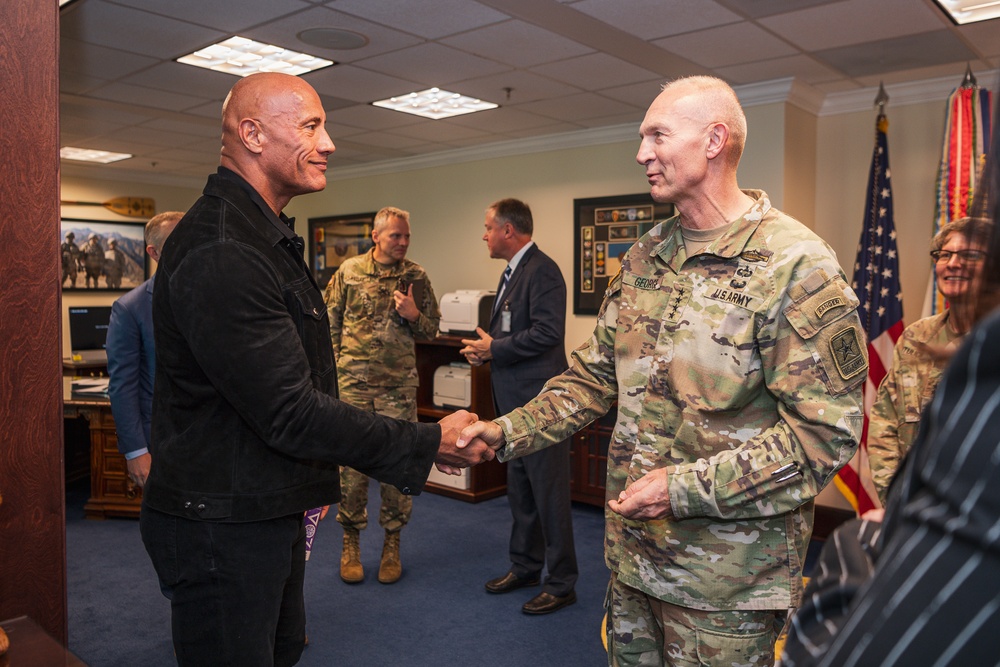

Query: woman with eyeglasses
[[866, 216, 992, 504]]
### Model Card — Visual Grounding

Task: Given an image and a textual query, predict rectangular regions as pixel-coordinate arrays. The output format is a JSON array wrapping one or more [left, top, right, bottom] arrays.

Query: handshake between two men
[[434, 413, 669, 522]]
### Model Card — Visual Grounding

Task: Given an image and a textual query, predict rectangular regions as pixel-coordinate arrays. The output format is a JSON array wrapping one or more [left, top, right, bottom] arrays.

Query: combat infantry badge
[[830, 326, 866, 380]]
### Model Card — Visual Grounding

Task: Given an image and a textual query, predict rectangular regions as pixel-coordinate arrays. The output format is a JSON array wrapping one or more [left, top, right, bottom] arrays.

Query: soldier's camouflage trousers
[[335, 385, 416, 533], [605, 573, 788, 667]]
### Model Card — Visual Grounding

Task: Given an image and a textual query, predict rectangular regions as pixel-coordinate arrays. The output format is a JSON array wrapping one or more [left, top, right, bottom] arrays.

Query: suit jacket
[[489, 244, 568, 414], [107, 275, 156, 457]]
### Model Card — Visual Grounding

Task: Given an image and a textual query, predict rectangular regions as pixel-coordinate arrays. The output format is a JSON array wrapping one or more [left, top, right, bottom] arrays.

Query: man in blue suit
[[106, 211, 183, 488], [461, 198, 578, 615]]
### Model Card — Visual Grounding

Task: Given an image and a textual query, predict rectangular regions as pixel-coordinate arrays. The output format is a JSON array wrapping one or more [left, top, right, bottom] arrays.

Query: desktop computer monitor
[[68, 305, 113, 363]]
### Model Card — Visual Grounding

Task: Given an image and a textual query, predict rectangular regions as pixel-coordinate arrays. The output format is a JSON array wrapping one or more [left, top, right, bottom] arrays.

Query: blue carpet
[[66, 478, 609, 666]]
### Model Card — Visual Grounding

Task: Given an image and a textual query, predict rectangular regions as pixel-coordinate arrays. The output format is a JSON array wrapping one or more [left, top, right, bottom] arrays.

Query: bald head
[[219, 72, 335, 212], [660, 76, 747, 168]]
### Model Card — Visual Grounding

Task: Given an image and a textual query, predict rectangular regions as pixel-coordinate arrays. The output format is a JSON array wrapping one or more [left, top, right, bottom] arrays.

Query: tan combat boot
[[340, 527, 364, 583], [378, 531, 402, 584]]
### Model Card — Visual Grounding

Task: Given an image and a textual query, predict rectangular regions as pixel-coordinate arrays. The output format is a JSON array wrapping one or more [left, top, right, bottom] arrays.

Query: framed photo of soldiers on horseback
[[60, 218, 148, 291]]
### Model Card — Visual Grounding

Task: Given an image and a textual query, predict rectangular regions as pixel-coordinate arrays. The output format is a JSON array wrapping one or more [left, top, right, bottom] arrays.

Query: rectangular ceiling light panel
[[372, 88, 498, 120], [934, 0, 1000, 24], [177, 36, 334, 77], [60, 147, 132, 163]]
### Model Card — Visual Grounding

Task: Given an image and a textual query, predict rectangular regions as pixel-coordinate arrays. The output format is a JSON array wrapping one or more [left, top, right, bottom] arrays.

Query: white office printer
[[439, 290, 495, 334], [433, 362, 472, 409]]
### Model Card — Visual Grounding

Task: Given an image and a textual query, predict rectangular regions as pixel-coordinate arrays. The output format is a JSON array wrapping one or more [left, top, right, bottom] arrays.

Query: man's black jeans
[[141, 507, 307, 667]]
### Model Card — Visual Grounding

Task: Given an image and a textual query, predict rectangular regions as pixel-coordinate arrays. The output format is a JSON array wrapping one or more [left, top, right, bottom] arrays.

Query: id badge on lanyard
[[501, 302, 511, 333]]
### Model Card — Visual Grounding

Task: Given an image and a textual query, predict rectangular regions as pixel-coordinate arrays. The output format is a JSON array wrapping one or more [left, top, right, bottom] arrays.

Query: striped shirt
[[781, 307, 1000, 667]]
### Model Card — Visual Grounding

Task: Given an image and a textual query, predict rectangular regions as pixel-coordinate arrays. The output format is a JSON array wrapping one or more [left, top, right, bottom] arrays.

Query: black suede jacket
[[143, 169, 440, 522]]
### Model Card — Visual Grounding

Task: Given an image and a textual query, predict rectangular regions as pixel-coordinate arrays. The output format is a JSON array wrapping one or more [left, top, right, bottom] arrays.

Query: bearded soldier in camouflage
[[458, 76, 866, 666], [324, 206, 441, 584]]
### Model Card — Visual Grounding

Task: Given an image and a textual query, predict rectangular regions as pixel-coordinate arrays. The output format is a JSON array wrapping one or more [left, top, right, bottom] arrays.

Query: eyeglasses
[[930, 249, 987, 263]]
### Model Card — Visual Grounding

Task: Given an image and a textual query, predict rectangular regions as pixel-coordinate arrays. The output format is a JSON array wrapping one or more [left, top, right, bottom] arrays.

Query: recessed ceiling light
[[372, 88, 499, 120], [176, 36, 334, 77], [60, 147, 132, 164], [933, 0, 1000, 24]]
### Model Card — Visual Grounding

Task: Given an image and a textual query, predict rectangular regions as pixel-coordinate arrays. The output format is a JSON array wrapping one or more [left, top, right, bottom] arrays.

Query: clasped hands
[[434, 412, 504, 475], [437, 412, 673, 521], [459, 327, 493, 367]]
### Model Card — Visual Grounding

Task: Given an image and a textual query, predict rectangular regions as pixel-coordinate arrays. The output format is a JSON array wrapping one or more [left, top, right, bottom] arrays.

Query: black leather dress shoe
[[522, 590, 577, 615], [484, 572, 540, 594]]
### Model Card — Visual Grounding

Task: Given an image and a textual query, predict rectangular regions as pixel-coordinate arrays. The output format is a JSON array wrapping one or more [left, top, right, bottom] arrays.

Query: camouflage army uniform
[[324, 248, 440, 533], [868, 310, 960, 504], [494, 191, 866, 664], [82, 239, 105, 288], [104, 246, 127, 289], [61, 239, 81, 287]]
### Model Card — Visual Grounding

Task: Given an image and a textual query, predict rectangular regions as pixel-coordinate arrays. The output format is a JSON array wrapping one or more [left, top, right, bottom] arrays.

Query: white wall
[[815, 100, 947, 323]]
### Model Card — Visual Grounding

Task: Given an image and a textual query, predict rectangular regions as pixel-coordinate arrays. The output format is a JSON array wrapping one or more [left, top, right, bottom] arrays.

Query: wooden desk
[[63, 378, 141, 519], [62, 358, 107, 377], [0, 616, 87, 666]]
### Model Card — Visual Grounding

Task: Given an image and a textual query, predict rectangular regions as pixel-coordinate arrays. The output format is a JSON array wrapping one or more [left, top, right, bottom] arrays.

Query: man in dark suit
[[461, 198, 578, 615], [107, 210, 183, 489]]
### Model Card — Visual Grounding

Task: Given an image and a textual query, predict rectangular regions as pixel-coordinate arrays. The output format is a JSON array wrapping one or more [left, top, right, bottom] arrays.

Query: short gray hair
[[373, 206, 410, 232], [145, 211, 184, 249]]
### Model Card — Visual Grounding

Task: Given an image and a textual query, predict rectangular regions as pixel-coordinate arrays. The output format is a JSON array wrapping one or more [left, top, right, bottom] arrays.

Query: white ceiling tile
[[108, 0, 313, 33], [60, 0, 226, 58], [569, 0, 741, 40], [343, 130, 436, 150], [329, 104, 425, 131], [355, 43, 512, 87], [501, 121, 586, 139], [715, 54, 842, 86], [440, 19, 594, 68], [530, 52, 662, 90], [517, 92, 641, 122], [446, 69, 582, 105], [759, 0, 945, 51], [446, 107, 563, 133], [86, 82, 214, 113], [327, 0, 510, 39], [653, 22, 798, 69], [236, 6, 424, 63], [958, 21, 1000, 59], [393, 121, 491, 143], [60, 37, 159, 79], [815, 30, 976, 79], [304, 65, 424, 104], [595, 79, 666, 108], [122, 62, 236, 100]]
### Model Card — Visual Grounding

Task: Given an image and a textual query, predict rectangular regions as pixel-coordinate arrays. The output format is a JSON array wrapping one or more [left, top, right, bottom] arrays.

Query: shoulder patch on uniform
[[830, 326, 866, 380], [815, 296, 846, 319]]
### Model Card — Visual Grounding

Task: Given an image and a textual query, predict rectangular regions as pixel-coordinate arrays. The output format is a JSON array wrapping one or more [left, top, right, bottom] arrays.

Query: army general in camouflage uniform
[[323, 206, 441, 585], [458, 76, 867, 666], [867, 217, 990, 504]]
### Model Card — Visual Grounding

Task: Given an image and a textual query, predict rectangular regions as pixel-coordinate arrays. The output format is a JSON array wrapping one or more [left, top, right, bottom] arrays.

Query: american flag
[[835, 113, 904, 515]]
